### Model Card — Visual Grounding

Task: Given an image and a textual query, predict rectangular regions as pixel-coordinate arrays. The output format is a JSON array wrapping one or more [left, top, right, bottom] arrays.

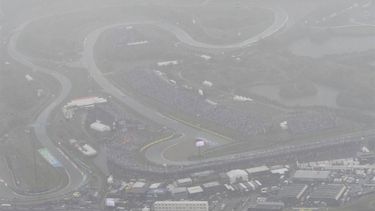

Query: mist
[[1, 0, 375, 210]]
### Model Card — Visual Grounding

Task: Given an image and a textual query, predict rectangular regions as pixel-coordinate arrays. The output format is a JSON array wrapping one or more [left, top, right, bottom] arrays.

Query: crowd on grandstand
[[286, 111, 337, 135], [125, 69, 270, 137]]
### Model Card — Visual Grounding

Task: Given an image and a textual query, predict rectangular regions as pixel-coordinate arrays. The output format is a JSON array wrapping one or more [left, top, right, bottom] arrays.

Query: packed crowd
[[286, 111, 337, 135], [125, 69, 270, 137], [89, 71, 344, 178]]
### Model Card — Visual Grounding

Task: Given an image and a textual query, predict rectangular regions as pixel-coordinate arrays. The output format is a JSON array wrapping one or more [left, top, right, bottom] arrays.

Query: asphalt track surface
[[2, 2, 288, 203], [154, 8, 288, 49]]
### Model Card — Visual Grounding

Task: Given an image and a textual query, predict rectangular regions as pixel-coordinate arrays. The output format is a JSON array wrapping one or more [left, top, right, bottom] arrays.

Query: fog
[[1, 0, 375, 210]]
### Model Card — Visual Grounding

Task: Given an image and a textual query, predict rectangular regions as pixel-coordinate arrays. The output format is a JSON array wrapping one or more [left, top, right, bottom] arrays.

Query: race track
[[82, 6, 288, 165], [2, 2, 288, 202]]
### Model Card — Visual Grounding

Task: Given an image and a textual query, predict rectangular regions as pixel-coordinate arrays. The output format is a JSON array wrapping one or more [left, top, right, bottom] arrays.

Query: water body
[[290, 36, 375, 58], [250, 84, 340, 108]]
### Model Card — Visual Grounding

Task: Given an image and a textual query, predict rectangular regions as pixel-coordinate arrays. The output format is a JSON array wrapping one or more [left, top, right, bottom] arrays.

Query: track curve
[[3, 2, 289, 202], [6, 22, 88, 203], [83, 6, 288, 165]]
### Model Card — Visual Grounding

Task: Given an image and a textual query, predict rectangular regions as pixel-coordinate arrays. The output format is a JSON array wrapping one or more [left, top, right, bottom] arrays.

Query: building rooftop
[[293, 170, 331, 181], [309, 184, 347, 201], [270, 165, 289, 175], [277, 184, 308, 200], [177, 178, 193, 184], [170, 187, 187, 194], [226, 169, 248, 177], [248, 201, 285, 211], [149, 183, 162, 189], [187, 186, 204, 194], [246, 166, 270, 175], [202, 181, 221, 189], [132, 181, 147, 189]]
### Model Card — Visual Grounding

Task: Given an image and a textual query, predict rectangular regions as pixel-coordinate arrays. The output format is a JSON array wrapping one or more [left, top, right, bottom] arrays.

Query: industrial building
[[127, 181, 148, 197], [169, 187, 188, 199], [176, 178, 193, 187], [152, 201, 208, 211], [202, 181, 222, 193], [277, 184, 308, 205], [147, 189, 169, 200], [246, 166, 270, 177], [149, 183, 163, 190], [307, 184, 347, 206], [357, 151, 375, 164], [190, 170, 217, 183], [270, 165, 289, 175], [292, 170, 331, 183], [187, 186, 204, 198], [248, 201, 285, 211]]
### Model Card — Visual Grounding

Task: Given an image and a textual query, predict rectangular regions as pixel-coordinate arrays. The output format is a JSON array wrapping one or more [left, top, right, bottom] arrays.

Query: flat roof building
[[128, 181, 148, 196], [307, 184, 347, 206], [248, 201, 284, 211], [292, 170, 331, 182], [149, 183, 162, 189], [153, 201, 208, 211], [246, 166, 270, 176], [270, 165, 289, 175], [202, 181, 222, 193], [169, 187, 188, 199], [277, 184, 308, 205], [190, 170, 217, 183], [187, 186, 204, 197], [176, 178, 193, 187], [357, 151, 375, 164]]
